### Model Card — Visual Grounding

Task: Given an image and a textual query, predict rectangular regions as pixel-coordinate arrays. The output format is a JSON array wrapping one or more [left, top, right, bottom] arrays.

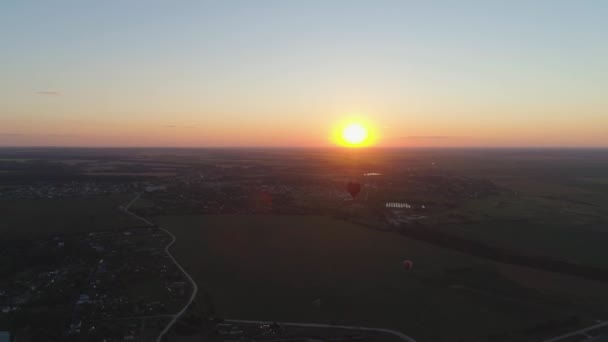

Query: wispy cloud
[[163, 124, 198, 129], [0, 132, 81, 146], [1, 133, 79, 138], [36, 91, 61, 96], [402, 135, 455, 140]]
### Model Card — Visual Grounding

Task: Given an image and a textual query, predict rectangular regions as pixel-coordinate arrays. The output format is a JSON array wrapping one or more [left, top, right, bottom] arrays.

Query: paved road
[[124, 193, 199, 342], [541, 321, 608, 342], [225, 319, 417, 342], [99, 314, 174, 321]]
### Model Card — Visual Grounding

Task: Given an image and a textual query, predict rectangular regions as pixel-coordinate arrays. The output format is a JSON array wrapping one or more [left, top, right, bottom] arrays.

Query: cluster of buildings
[[0, 228, 190, 341], [385, 202, 426, 209], [0, 181, 134, 200], [210, 321, 368, 342], [385, 202, 429, 227], [0, 236, 89, 316], [68, 229, 186, 336]]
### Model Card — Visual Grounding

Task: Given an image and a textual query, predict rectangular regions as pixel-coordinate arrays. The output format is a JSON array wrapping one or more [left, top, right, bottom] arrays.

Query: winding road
[[123, 193, 416, 342], [124, 193, 199, 342]]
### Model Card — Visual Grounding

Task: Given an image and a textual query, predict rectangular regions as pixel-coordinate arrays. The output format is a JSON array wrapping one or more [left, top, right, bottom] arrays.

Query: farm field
[[427, 199, 608, 271], [0, 194, 144, 239], [391, 151, 608, 280], [155, 214, 608, 342]]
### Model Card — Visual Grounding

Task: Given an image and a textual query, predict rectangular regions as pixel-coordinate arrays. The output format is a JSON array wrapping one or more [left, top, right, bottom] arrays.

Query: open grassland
[[155, 214, 608, 342], [429, 176, 608, 270], [0, 194, 144, 239]]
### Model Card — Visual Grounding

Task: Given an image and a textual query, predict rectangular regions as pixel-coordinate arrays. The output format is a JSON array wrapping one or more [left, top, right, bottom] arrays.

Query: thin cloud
[[0, 132, 81, 146], [163, 124, 199, 128], [402, 136, 456, 140], [36, 91, 61, 96], [1, 133, 79, 138]]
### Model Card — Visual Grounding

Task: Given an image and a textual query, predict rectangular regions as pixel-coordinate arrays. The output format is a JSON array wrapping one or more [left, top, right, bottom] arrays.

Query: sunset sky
[[1, 1, 607, 147]]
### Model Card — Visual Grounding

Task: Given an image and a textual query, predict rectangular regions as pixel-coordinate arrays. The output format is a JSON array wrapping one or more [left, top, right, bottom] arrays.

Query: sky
[[1, 1, 607, 147]]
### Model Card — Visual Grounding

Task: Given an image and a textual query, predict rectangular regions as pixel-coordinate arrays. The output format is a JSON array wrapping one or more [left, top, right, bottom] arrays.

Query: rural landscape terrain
[[3, 1, 608, 341], [1, 147, 608, 342]]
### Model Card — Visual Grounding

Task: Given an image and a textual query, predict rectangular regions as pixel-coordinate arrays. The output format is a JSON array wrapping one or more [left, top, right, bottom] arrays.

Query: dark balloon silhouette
[[347, 181, 361, 199], [403, 260, 413, 270]]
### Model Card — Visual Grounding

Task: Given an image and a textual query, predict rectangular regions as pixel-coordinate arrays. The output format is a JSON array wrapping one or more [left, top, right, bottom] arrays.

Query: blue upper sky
[[1, 1, 607, 147]]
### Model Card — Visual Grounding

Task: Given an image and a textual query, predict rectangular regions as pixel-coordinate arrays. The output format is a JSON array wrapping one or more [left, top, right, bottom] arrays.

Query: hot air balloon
[[347, 182, 361, 199], [403, 260, 413, 270]]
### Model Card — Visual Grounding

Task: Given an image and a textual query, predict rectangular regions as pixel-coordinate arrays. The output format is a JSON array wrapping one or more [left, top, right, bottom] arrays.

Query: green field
[[155, 214, 607, 342], [0, 194, 144, 239], [425, 167, 608, 270]]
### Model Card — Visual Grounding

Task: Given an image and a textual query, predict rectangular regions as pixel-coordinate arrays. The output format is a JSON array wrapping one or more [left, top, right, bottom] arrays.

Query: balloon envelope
[[403, 260, 413, 270], [347, 182, 361, 199]]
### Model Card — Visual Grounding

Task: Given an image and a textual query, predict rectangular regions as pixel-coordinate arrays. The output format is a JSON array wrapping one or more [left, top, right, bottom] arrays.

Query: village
[[0, 227, 188, 341]]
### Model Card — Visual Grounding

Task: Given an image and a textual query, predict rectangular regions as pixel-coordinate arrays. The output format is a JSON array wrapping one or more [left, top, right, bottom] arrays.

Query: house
[[77, 294, 91, 305], [145, 185, 166, 192]]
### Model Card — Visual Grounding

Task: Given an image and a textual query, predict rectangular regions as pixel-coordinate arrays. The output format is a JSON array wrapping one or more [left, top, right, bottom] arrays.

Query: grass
[[154, 214, 605, 342], [427, 189, 608, 270]]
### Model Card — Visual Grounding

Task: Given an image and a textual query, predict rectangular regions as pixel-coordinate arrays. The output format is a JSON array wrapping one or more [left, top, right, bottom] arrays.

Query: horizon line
[[1, 145, 608, 150]]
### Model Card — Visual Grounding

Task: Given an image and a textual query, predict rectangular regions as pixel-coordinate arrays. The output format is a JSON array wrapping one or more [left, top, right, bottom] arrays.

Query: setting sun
[[331, 118, 377, 147], [342, 123, 368, 145]]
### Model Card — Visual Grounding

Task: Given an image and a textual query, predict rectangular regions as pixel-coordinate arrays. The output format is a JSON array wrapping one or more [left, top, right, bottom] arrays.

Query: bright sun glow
[[341, 123, 369, 146]]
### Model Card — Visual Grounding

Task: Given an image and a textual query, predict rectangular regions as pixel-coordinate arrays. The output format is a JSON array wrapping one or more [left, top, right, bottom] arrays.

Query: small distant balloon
[[403, 260, 413, 270], [347, 182, 361, 199]]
